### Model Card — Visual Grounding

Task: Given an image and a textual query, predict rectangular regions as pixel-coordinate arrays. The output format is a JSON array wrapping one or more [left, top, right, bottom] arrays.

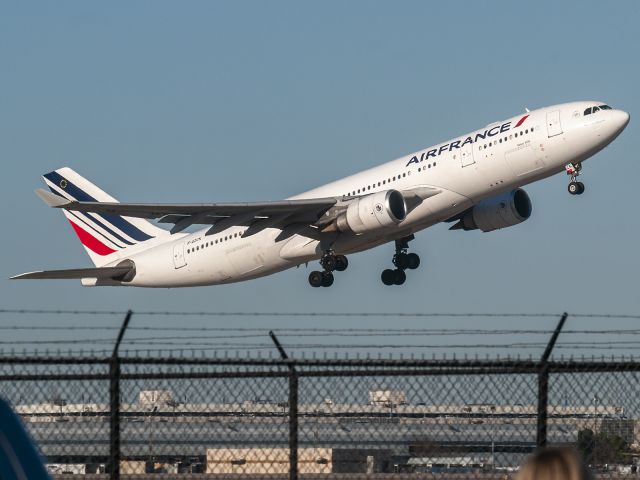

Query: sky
[[1, 1, 639, 358]]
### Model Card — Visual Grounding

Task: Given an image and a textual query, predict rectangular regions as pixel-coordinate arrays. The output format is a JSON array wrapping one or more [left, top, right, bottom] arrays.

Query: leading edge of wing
[[10, 266, 133, 280], [34, 188, 337, 219]]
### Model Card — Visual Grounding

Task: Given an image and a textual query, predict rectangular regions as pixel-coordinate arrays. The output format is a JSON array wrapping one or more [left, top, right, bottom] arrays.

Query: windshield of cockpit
[[584, 105, 612, 115]]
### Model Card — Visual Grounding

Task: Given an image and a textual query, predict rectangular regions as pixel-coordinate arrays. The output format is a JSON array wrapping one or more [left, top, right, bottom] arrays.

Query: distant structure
[[369, 390, 407, 406]]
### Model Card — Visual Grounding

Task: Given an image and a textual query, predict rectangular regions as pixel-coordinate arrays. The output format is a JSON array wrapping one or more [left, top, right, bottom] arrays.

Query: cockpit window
[[584, 104, 612, 115]]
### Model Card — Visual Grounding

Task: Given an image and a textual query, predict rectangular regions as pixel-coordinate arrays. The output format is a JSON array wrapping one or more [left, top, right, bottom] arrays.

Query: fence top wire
[[1, 350, 640, 367]]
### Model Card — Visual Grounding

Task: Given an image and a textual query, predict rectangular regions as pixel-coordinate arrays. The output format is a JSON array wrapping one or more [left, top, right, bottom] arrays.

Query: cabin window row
[[478, 127, 534, 151], [344, 170, 415, 197], [187, 231, 246, 254], [417, 162, 436, 172]]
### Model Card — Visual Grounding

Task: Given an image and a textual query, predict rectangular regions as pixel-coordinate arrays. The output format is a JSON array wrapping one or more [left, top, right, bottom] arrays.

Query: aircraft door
[[546, 110, 563, 137], [173, 242, 187, 269], [460, 142, 475, 167]]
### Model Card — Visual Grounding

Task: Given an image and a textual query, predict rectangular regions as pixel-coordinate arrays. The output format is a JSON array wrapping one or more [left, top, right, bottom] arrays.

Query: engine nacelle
[[336, 189, 407, 234], [456, 188, 532, 232]]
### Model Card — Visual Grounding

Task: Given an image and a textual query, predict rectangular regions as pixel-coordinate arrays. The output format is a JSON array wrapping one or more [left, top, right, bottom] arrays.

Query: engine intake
[[336, 190, 407, 234], [453, 188, 532, 232]]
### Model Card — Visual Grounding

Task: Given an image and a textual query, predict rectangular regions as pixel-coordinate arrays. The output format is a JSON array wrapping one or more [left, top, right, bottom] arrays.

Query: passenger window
[[418, 167, 421, 172]]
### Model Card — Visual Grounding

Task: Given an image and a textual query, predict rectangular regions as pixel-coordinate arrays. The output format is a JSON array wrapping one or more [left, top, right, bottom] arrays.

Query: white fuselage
[[123, 101, 629, 287]]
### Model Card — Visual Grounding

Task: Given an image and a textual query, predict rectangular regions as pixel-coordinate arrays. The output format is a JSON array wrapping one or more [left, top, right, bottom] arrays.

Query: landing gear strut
[[381, 235, 420, 286], [565, 163, 585, 195], [309, 251, 348, 288]]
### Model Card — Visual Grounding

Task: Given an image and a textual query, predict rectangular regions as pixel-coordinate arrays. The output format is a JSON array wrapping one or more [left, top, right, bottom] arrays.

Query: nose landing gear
[[565, 163, 585, 195], [381, 235, 420, 286], [308, 251, 348, 288]]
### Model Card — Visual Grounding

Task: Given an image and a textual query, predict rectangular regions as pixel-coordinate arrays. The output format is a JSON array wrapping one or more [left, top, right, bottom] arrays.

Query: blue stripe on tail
[[44, 171, 154, 242], [47, 184, 135, 246]]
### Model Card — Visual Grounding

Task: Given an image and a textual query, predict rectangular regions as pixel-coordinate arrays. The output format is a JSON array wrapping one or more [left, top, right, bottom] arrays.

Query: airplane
[[11, 101, 629, 288]]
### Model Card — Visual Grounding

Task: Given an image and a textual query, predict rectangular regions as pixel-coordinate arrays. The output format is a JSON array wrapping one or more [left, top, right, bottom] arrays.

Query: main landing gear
[[308, 251, 348, 288], [381, 235, 420, 286], [565, 162, 585, 195]]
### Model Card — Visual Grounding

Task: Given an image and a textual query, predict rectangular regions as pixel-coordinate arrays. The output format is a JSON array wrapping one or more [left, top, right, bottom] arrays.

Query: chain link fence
[[1, 355, 640, 479]]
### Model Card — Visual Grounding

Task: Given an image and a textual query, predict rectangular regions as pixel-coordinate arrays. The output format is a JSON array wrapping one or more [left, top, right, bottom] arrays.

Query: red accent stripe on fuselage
[[514, 115, 529, 128], [68, 220, 117, 256]]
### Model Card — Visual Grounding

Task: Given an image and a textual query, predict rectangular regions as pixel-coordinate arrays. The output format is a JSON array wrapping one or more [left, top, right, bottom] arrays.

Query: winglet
[[35, 188, 71, 208]]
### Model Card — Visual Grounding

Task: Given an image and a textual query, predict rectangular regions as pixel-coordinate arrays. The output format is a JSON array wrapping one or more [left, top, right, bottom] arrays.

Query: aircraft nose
[[612, 109, 630, 134]]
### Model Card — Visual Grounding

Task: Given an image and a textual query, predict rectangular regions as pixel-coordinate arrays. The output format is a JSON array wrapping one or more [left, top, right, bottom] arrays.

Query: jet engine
[[334, 189, 407, 234], [451, 188, 532, 232]]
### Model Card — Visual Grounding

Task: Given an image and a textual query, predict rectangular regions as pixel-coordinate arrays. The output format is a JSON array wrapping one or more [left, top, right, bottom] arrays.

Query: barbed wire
[[1, 309, 639, 320], [3, 325, 640, 336]]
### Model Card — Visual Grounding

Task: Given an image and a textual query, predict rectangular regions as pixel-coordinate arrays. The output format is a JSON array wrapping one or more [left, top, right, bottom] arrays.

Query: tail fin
[[42, 167, 168, 267]]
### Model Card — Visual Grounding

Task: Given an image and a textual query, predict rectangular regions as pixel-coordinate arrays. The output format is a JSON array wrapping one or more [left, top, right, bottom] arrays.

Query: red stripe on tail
[[68, 221, 117, 256]]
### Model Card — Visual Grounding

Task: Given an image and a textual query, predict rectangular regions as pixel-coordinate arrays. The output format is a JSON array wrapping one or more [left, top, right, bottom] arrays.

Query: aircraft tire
[[381, 269, 395, 286], [321, 272, 334, 287], [393, 269, 406, 285], [568, 182, 580, 195], [321, 255, 337, 272], [335, 255, 348, 272], [309, 271, 324, 288], [407, 253, 420, 270], [393, 253, 409, 269]]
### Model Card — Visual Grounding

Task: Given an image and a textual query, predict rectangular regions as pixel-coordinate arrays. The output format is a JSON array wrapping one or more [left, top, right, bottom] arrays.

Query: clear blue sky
[[1, 1, 639, 357]]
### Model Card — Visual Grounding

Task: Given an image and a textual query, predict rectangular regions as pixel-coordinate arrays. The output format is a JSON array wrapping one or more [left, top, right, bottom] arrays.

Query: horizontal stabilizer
[[10, 265, 133, 280], [35, 188, 72, 207]]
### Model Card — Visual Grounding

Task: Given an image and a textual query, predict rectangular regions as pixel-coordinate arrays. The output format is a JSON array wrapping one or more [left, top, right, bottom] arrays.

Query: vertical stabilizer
[[42, 167, 167, 267]]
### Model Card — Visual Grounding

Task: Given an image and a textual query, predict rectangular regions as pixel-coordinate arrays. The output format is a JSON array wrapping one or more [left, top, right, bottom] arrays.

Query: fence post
[[537, 312, 568, 448], [269, 331, 298, 480], [109, 310, 132, 480]]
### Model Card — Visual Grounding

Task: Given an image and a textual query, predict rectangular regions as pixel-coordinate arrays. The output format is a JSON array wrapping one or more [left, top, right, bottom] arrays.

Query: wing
[[35, 186, 441, 238], [36, 188, 337, 235], [10, 266, 133, 280]]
